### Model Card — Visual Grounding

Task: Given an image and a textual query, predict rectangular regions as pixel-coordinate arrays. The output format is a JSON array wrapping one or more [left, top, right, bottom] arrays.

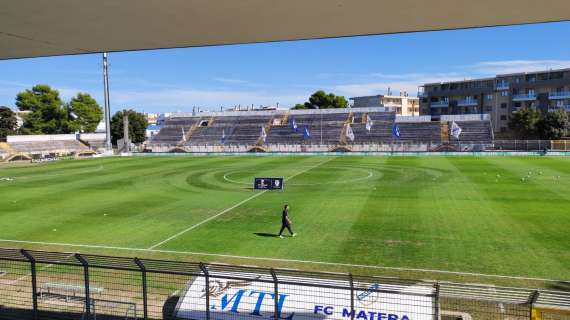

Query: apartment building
[[350, 94, 420, 116], [419, 68, 570, 134]]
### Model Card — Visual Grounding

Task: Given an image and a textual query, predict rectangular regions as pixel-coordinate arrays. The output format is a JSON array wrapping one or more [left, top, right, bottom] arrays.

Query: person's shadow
[[253, 232, 280, 237]]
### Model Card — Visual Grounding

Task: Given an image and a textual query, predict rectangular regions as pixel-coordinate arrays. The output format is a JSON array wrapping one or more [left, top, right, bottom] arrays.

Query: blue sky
[[1, 21, 569, 113]]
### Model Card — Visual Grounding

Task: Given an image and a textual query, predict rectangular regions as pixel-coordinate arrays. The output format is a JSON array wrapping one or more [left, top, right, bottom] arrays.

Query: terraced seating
[[9, 140, 90, 154], [451, 121, 493, 144], [150, 110, 493, 151], [151, 117, 200, 145], [188, 116, 273, 146], [266, 113, 347, 145]]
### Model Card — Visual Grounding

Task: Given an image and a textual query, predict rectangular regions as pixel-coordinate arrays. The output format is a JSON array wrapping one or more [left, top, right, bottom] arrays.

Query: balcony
[[496, 83, 509, 90], [512, 93, 536, 101], [548, 106, 570, 112], [548, 91, 570, 100], [457, 99, 478, 106], [430, 101, 449, 108]]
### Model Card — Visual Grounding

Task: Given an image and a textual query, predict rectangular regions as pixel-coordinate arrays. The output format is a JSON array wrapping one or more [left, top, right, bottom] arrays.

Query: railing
[[145, 139, 570, 154], [548, 91, 570, 99], [430, 101, 449, 108], [1, 248, 568, 320], [512, 93, 537, 101], [496, 83, 509, 90], [457, 99, 478, 106]]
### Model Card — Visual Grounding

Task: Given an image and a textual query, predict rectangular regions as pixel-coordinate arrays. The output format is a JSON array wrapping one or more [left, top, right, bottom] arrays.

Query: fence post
[[21, 250, 38, 320], [348, 273, 355, 320], [199, 263, 210, 320], [270, 269, 279, 320], [134, 258, 148, 320], [75, 253, 91, 318], [529, 290, 540, 320], [434, 282, 440, 320]]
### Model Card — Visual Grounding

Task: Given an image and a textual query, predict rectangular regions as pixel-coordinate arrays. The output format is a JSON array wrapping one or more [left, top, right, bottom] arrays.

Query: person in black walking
[[278, 204, 295, 238]]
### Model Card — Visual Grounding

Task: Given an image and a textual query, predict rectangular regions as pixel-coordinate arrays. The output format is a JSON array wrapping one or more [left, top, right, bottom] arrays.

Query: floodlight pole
[[103, 52, 112, 151]]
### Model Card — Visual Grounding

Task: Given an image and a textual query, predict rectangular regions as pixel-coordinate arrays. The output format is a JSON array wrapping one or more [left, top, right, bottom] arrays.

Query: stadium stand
[[78, 133, 106, 151], [450, 121, 493, 144], [151, 117, 201, 145], [149, 108, 494, 152], [5, 134, 93, 159]]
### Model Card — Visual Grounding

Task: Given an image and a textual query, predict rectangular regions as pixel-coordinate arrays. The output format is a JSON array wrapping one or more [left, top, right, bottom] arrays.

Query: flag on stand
[[365, 116, 374, 132], [451, 121, 462, 139], [392, 123, 401, 139], [303, 127, 311, 139], [346, 124, 355, 141], [260, 126, 267, 142], [290, 118, 298, 132]]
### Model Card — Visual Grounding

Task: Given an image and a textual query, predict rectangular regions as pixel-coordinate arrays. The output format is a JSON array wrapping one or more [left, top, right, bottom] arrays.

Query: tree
[[67, 93, 103, 133], [0, 106, 17, 141], [508, 107, 541, 139], [538, 109, 568, 140], [16, 84, 68, 134], [293, 90, 348, 109], [111, 110, 148, 146]]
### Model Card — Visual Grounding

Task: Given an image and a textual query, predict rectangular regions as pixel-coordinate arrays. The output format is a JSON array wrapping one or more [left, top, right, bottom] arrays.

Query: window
[[486, 94, 493, 100], [500, 115, 507, 120], [501, 103, 507, 109], [501, 91, 508, 97], [486, 106, 492, 112]]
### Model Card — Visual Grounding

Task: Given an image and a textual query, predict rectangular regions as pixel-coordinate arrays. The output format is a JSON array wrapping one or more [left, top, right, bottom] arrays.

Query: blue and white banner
[[346, 125, 355, 142], [291, 119, 298, 132], [392, 124, 401, 139], [450, 121, 462, 139], [365, 117, 373, 132], [175, 272, 435, 320], [303, 127, 311, 139], [261, 126, 267, 142]]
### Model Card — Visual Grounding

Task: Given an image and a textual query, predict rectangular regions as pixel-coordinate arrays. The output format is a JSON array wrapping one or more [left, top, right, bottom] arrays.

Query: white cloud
[[472, 60, 570, 75], [331, 72, 465, 97], [213, 77, 250, 85], [110, 88, 308, 112]]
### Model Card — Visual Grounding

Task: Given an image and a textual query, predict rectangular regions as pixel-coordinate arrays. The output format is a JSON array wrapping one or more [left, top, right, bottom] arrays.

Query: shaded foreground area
[[1, 248, 568, 320]]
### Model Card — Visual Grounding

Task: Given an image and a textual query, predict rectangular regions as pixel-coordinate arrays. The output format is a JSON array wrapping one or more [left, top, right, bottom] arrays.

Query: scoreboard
[[253, 177, 284, 190]]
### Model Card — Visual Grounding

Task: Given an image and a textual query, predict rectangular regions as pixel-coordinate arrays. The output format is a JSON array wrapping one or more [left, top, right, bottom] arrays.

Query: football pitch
[[0, 155, 569, 283]]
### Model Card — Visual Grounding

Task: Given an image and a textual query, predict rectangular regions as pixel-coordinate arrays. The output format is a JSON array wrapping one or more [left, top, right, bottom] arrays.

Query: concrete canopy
[[1, 0, 569, 60]]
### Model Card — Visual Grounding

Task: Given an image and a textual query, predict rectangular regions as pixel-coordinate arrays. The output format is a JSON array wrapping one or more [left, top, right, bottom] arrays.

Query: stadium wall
[[135, 151, 570, 157], [6, 134, 78, 142]]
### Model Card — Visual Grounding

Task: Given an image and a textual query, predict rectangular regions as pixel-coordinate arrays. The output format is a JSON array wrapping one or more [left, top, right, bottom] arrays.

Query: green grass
[[0, 155, 569, 282]]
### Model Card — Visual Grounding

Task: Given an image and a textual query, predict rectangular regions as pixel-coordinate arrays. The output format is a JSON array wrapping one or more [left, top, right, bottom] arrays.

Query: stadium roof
[[1, 0, 570, 60]]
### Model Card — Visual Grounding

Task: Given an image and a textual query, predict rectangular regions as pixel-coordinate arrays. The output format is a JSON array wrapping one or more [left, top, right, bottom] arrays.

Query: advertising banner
[[175, 272, 435, 320], [254, 177, 284, 190]]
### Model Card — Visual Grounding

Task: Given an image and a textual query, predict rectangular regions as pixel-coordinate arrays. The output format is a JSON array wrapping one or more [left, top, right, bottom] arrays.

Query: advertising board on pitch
[[175, 272, 435, 320]]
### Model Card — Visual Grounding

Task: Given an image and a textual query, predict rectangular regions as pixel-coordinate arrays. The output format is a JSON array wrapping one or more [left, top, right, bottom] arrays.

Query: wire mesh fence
[[0, 248, 568, 320]]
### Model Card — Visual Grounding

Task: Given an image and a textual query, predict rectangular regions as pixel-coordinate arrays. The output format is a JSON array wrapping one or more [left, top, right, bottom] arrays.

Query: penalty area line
[[0, 238, 564, 284], [148, 157, 333, 249]]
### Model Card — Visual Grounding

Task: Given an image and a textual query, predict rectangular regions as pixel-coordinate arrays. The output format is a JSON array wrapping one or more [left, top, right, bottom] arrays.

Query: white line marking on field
[[148, 158, 333, 249], [8, 253, 75, 285], [0, 238, 564, 284]]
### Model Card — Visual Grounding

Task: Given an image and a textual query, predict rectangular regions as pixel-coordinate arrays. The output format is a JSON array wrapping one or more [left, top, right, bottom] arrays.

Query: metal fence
[[0, 248, 568, 320]]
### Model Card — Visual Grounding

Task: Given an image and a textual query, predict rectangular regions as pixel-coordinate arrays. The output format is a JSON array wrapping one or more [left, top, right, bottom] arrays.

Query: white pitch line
[[148, 157, 333, 249], [8, 252, 75, 285], [0, 238, 565, 284]]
